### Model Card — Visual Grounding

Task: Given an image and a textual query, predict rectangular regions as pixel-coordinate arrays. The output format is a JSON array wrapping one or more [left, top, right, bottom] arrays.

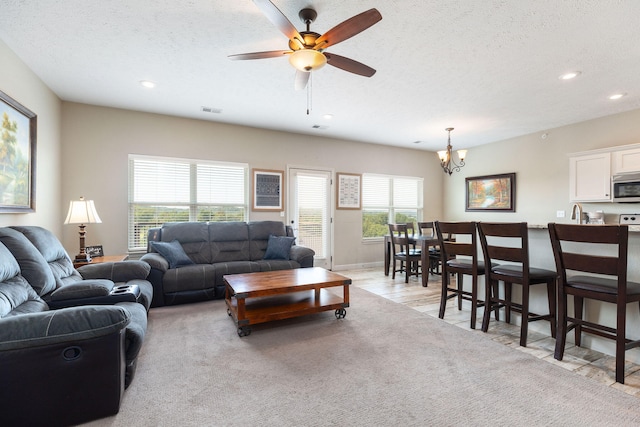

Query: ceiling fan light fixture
[[289, 49, 326, 72]]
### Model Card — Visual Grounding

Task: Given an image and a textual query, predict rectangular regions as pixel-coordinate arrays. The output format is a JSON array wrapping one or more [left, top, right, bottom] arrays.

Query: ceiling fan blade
[[324, 53, 376, 77], [314, 9, 382, 50], [228, 50, 291, 60], [253, 0, 303, 45], [294, 70, 310, 91]]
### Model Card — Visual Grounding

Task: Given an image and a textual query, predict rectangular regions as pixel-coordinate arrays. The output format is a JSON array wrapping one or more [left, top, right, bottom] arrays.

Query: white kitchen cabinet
[[613, 147, 640, 174], [569, 152, 611, 202]]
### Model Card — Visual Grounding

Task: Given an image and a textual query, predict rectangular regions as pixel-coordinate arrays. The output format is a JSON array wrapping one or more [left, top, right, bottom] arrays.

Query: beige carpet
[[87, 287, 640, 426]]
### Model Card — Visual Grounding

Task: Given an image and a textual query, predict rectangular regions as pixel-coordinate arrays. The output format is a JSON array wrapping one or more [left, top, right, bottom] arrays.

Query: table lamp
[[64, 196, 102, 262]]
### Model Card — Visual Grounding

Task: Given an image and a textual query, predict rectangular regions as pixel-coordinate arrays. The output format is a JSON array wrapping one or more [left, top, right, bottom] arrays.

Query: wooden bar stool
[[548, 223, 640, 384], [477, 222, 557, 347], [435, 221, 492, 329]]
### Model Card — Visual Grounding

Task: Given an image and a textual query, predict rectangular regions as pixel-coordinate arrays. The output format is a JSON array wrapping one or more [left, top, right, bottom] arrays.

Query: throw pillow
[[151, 240, 194, 269], [263, 235, 296, 260]]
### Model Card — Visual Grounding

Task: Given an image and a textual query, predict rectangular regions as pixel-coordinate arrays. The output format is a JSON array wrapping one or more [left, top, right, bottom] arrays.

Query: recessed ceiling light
[[323, 114, 333, 120], [559, 71, 581, 80], [609, 93, 627, 100], [140, 80, 156, 88], [412, 140, 422, 144]]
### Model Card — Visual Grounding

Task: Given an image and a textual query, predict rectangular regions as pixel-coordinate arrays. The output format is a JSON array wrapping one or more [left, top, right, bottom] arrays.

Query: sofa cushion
[[161, 263, 217, 294], [209, 222, 251, 263], [263, 235, 296, 260], [0, 227, 57, 296], [0, 242, 47, 318], [11, 226, 82, 287], [151, 240, 194, 269], [49, 279, 114, 301], [160, 222, 211, 264], [248, 221, 287, 260]]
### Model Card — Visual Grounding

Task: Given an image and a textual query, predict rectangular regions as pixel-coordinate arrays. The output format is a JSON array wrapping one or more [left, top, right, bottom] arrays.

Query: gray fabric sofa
[[0, 226, 152, 426], [141, 221, 315, 307]]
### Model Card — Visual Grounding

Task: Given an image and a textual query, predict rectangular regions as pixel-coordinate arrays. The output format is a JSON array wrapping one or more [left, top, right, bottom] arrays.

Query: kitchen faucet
[[570, 203, 583, 224]]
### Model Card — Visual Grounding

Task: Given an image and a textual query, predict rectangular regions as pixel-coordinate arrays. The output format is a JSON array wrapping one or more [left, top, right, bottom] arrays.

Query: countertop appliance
[[612, 173, 640, 203]]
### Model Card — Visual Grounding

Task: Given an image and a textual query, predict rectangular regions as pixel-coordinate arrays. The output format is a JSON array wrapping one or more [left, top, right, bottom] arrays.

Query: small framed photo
[[252, 169, 284, 211], [86, 245, 104, 257], [466, 173, 516, 212], [336, 172, 361, 210]]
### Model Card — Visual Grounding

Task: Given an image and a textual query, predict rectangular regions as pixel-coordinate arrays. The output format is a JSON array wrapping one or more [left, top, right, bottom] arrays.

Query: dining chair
[[548, 223, 640, 384], [435, 221, 491, 329], [388, 223, 422, 283], [477, 222, 557, 347], [417, 221, 442, 275]]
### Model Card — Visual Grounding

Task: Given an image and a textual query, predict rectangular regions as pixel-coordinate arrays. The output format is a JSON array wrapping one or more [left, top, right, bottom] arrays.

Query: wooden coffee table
[[223, 267, 351, 336]]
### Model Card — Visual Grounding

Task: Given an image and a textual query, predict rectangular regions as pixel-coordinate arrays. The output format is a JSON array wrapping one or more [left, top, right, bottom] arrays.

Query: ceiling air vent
[[312, 124, 328, 130], [201, 106, 222, 114]]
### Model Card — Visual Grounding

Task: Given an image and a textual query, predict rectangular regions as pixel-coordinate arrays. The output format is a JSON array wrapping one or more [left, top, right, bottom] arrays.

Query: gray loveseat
[[0, 226, 153, 426], [141, 221, 315, 307]]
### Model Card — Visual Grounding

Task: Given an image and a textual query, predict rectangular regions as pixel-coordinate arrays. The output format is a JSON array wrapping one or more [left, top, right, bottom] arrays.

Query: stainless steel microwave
[[612, 173, 640, 203]]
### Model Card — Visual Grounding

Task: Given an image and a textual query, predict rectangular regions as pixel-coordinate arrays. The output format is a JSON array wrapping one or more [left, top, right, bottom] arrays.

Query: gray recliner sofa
[[0, 226, 152, 426], [141, 220, 315, 307]]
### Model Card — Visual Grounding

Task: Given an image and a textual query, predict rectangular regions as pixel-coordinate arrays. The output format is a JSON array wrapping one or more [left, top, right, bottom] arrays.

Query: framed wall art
[[466, 172, 516, 212], [0, 90, 37, 213], [336, 172, 361, 210], [252, 168, 284, 211]]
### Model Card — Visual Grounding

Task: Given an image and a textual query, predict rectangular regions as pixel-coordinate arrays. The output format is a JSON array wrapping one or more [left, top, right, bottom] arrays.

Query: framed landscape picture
[[0, 90, 37, 213], [252, 168, 284, 211], [466, 173, 516, 212]]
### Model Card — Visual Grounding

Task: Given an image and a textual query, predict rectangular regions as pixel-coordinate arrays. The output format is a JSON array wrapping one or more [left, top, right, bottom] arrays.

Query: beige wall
[[60, 102, 444, 267], [0, 40, 62, 231]]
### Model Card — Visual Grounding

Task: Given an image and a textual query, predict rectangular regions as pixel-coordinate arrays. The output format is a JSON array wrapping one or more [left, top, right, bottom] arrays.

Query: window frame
[[361, 173, 424, 241], [128, 154, 249, 252]]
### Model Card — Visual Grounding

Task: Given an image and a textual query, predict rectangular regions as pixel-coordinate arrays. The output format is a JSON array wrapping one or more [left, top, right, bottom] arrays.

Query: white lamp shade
[[437, 150, 449, 162], [457, 149, 468, 161], [289, 49, 327, 72], [64, 197, 102, 224]]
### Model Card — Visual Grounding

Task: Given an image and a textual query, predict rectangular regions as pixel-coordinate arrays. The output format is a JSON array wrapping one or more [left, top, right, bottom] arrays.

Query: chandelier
[[437, 127, 467, 175]]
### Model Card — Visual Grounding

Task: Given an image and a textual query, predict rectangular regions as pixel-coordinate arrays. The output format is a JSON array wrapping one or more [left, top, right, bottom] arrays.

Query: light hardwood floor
[[342, 267, 640, 397]]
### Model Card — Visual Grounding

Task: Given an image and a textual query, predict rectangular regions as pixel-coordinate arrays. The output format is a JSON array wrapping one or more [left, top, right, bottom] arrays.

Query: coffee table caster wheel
[[237, 326, 251, 337], [335, 308, 347, 319], [227, 308, 231, 316]]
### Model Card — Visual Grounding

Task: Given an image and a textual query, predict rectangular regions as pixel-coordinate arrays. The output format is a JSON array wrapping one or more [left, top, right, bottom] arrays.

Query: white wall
[[60, 102, 444, 267], [0, 40, 62, 231]]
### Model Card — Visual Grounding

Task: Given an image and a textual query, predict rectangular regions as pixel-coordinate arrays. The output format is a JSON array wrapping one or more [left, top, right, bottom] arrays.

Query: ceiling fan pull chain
[[307, 73, 312, 115]]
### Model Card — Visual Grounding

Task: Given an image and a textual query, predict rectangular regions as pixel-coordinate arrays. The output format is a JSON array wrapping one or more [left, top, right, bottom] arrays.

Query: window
[[128, 155, 248, 251], [362, 174, 423, 239]]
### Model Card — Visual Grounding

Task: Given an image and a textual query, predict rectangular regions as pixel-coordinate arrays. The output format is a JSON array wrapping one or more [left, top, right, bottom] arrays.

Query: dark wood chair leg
[[470, 274, 478, 330], [482, 279, 494, 332], [547, 279, 557, 338], [520, 282, 530, 347], [554, 286, 567, 360], [574, 296, 583, 347], [456, 273, 463, 310], [504, 282, 512, 324], [438, 268, 448, 319], [616, 304, 626, 384]]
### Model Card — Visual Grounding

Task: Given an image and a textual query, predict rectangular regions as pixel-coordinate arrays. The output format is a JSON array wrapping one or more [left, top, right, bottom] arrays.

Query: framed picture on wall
[[252, 169, 284, 211], [336, 172, 362, 210], [0, 90, 37, 213], [465, 172, 516, 212]]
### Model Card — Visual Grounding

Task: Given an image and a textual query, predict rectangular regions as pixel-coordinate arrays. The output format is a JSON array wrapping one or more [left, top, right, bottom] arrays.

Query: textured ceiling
[[1, 0, 639, 151]]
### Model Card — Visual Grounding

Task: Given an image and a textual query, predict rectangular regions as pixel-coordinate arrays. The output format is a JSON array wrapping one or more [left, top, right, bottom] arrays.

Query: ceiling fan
[[229, 0, 382, 90]]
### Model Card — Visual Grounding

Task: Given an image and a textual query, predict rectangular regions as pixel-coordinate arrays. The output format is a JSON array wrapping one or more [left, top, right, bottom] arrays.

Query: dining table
[[384, 234, 442, 287]]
